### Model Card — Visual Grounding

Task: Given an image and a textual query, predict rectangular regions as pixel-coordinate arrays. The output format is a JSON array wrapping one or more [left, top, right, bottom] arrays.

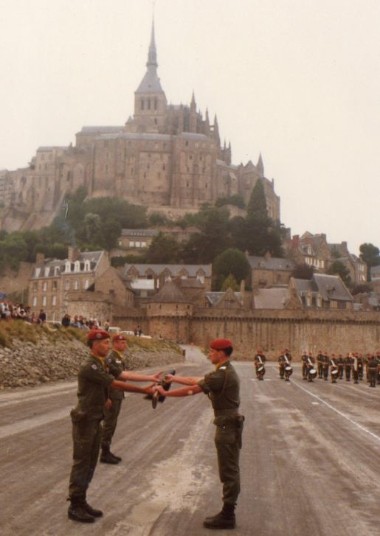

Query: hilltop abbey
[[1, 22, 280, 232]]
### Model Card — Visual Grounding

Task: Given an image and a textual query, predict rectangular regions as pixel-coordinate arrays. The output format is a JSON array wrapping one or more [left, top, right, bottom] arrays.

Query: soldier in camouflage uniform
[[156, 338, 244, 530], [100, 333, 130, 464], [67, 329, 159, 524]]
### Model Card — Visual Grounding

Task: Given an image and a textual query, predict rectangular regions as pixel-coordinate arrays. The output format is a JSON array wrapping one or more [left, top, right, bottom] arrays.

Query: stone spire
[[136, 19, 163, 94], [133, 18, 167, 132], [257, 153, 264, 176]]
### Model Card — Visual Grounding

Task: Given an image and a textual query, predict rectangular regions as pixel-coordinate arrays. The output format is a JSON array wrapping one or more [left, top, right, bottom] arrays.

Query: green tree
[[327, 260, 351, 287], [146, 233, 180, 263], [221, 274, 239, 291], [216, 194, 245, 209], [181, 206, 231, 263], [84, 213, 101, 242], [291, 263, 315, 280], [213, 248, 250, 290], [359, 243, 380, 281], [245, 179, 283, 256]]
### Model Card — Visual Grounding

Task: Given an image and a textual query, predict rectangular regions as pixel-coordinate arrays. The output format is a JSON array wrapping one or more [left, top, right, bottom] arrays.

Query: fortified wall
[[113, 308, 380, 360]]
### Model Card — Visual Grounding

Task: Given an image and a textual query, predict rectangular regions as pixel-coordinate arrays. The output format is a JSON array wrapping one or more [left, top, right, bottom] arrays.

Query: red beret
[[210, 338, 233, 350], [87, 329, 110, 341], [113, 333, 127, 342]]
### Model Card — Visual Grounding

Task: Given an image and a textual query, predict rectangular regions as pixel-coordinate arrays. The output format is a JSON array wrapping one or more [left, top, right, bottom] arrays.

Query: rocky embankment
[[0, 325, 184, 389]]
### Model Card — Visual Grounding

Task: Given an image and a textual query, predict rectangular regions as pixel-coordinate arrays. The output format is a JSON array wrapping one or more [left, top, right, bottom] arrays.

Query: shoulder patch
[[91, 364, 98, 370]]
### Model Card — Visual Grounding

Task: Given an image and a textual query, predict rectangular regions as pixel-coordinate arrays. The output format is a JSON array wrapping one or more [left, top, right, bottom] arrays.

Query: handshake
[[145, 369, 176, 409]]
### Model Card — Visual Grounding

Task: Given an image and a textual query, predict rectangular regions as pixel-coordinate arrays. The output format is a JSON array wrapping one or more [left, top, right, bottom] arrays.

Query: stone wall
[[114, 308, 380, 361]]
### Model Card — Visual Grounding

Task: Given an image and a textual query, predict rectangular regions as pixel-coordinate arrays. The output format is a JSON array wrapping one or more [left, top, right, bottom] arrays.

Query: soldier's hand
[[105, 398, 112, 410], [152, 371, 163, 382], [164, 374, 175, 383]]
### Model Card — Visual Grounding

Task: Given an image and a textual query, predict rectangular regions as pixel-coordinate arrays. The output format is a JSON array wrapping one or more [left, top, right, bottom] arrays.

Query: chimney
[[35, 252, 45, 266], [68, 246, 80, 262]]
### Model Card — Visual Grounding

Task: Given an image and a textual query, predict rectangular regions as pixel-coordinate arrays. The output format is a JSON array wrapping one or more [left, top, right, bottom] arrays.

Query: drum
[[257, 366, 264, 373], [309, 368, 317, 378], [331, 368, 339, 377], [285, 366, 292, 372]]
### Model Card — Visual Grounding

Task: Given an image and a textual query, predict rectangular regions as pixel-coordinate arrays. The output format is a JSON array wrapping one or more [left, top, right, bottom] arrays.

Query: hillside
[[0, 321, 184, 389]]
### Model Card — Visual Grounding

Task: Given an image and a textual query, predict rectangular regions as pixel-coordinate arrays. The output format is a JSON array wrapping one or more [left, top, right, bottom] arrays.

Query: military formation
[[254, 348, 380, 387], [300, 350, 380, 387]]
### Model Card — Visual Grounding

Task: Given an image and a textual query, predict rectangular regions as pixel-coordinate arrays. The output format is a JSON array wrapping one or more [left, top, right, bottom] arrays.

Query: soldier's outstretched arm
[[118, 371, 162, 383], [112, 379, 154, 394], [155, 384, 203, 398], [165, 374, 203, 386]]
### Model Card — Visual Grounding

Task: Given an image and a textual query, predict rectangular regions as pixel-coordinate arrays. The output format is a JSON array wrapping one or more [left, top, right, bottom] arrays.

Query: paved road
[[1, 349, 379, 536]]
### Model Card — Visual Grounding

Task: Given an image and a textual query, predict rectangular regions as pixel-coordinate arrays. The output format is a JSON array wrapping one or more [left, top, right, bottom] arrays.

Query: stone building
[[285, 232, 366, 285], [290, 273, 353, 310], [1, 22, 280, 233], [28, 247, 110, 321], [247, 253, 295, 289]]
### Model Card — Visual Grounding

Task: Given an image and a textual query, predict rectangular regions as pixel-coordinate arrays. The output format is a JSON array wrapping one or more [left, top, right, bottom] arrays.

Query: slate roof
[[247, 255, 295, 271], [149, 280, 188, 303], [293, 274, 353, 302], [205, 291, 243, 307], [254, 287, 290, 309], [32, 251, 104, 278], [124, 264, 211, 278]]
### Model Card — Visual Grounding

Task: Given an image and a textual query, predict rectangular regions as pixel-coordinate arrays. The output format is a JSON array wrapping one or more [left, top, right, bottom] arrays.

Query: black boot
[[109, 450, 122, 462], [100, 446, 120, 464], [203, 503, 236, 529], [68, 500, 95, 523], [83, 501, 103, 517]]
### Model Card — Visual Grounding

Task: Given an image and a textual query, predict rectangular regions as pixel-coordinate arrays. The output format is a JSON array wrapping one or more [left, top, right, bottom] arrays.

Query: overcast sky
[[1, 0, 379, 254]]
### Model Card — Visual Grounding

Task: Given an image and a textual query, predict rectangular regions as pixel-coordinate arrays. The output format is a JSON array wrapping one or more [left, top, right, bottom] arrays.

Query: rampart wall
[[115, 308, 380, 360]]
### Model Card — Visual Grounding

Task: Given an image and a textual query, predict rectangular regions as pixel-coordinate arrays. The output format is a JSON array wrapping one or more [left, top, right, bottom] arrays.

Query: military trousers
[[101, 398, 123, 448], [214, 424, 241, 505], [68, 417, 102, 502], [368, 370, 377, 387]]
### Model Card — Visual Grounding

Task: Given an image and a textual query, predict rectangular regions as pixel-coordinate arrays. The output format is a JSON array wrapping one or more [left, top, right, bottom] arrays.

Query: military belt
[[214, 409, 239, 417]]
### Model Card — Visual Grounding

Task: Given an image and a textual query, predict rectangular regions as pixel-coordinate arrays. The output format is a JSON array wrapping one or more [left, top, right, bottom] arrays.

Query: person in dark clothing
[[156, 338, 244, 530], [67, 329, 158, 524]]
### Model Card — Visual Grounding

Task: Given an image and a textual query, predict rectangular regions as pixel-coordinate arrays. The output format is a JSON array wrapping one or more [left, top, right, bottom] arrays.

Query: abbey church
[[1, 23, 280, 232]]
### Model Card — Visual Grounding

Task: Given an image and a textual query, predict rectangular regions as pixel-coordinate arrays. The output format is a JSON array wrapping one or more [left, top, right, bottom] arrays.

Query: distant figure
[[37, 309, 46, 324]]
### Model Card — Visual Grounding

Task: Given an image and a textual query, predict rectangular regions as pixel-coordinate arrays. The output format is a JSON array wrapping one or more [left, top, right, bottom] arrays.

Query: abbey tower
[[1, 22, 280, 232]]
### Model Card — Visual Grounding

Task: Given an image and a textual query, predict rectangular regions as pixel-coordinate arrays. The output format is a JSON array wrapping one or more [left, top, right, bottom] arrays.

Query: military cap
[[210, 338, 233, 350], [87, 329, 110, 341], [113, 333, 127, 341]]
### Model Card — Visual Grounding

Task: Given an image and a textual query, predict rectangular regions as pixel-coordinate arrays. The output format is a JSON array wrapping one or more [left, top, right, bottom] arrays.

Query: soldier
[[305, 353, 317, 382], [376, 352, 380, 384], [100, 333, 129, 464], [67, 329, 158, 523], [156, 338, 243, 530], [352, 353, 360, 384], [357, 353, 364, 381], [254, 349, 266, 380], [278, 349, 292, 381], [301, 351, 309, 380], [337, 354, 344, 379], [344, 353, 353, 381], [367, 353, 379, 388], [322, 351, 329, 381], [330, 354, 339, 383], [317, 350, 324, 379]]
